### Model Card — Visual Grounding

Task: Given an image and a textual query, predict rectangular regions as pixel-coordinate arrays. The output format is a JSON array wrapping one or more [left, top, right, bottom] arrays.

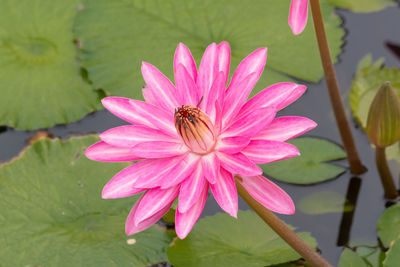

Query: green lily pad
[[298, 191, 354, 215], [0, 0, 101, 130], [338, 249, 368, 267], [355, 246, 385, 267], [260, 137, 347, 184], [167, 210, 317, 267], [327, 0, 395, 13], [74, 0, 344, 99], [383, 238, 400, 267], [377, 203, 400, 247], [0, 136, 173, 266]]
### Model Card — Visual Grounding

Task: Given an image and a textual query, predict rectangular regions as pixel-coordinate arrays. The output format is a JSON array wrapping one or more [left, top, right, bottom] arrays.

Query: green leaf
[[0, 136, 173, 266], [338, 249, 368, 267], [0, 0, 101, 130], [355, 246, 385, 267], [74, 0, 344, 99], [386, 142, 400, 161], [377, 203, 400, 247], [383, 238, 400, 267], [167, 210, 317, 267], [327, 0, 395, 13], [350, 55, 400, 129], [260, 137, 347, 184], [298, 191, 354, 215]]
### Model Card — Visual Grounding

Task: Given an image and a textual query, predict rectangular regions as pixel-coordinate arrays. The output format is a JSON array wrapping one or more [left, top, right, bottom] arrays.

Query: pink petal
[[175, 184, 208, 239], [159, 153, 200, 189], [178, 166, 207, 213], [102, 97, 177, 137], [254, 116, 317, 142], [239, 175, 295, 214], [242, 140, 300, 164], [217, 152, 262, 176], [102, 160, 154, 199], [222, 72, 259, 128], [134, 186, 180, 225], [130, 141, 188, 158], [205, 72, 226, 122], [174, 43, 198, 82], [85, 141, 141, 162], [201, 153, 220, 184], [289, 0, 309, 35], [141, 62, 179, 112], [221, 106, 276, 138], [215, 136, 250, 154], [133, 156, 183, 188], [222, 48, 267, 126], [175, 64, 200, 106], [142, 85, 158, 106], [197, 43, 218, 111], [100, 125, 178, 147], [217, 41, 231, 86], [210, 168, 238, 217], [238, 83, 306, 120], [126, 195, 174, 235]]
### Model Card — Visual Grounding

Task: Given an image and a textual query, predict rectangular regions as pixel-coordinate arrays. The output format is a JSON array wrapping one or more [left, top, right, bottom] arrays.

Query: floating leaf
[[383, 238, 400, 267], [338, 249, 368, 267], [0, 0, 101, 130], [298, 191, 354, 215], [355, 246, 385, 267], [377, 203, 400, 247], [167, 210, 317, 267], [261, 137, 346, 184], [327, 0, 395, 13], [0, 136, 173, 266], [74, 0, 344, 99]]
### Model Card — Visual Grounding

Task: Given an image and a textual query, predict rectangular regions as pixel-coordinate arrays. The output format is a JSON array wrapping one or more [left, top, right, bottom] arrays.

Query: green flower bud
[[366, 81, 400, 147]]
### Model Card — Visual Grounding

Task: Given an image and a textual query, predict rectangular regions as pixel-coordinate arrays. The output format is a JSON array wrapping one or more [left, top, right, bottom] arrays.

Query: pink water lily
[[289, 0, 309, 35], [85, 42, 316, 239]]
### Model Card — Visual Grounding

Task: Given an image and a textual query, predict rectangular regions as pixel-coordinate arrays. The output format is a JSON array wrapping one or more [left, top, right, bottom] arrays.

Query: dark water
[[1, 5, 399, 266]]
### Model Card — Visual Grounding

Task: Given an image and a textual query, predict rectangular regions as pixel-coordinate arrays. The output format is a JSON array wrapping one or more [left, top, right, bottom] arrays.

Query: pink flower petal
[[175, 64, 200, 106], [289, 0, 309, 35], [130, 141, 188, 158], [142, 85, 158, 105], [141, 62, 179, 112], [242, 140, 300, 164], [254, 116, 317, 142], [102, 97, 177, 137], [126, 195, 174, 235], [197, 43, 218, 110], [222, 47, 267, 126], [201, 153, 220, 184], [102, 160, 154, 199], [217, 152, 262, 176], [210, 168, 238, 217], [174, 43, 198, 82], [215, 136, 250, 154], [205, 71, 226, 122], [239, 175, 295, 214], [134, 186, 180, 225], [85, 141, 141, 162], [238, 82, 306, 120], [222, 106, 276, 138], [217, 41, 231, 86], [175, 184, 208, 239], [100, 125, 179, 147], [178, 166, 207, 213], [222, 72, 259, 128], [159, 153, 200, 189]]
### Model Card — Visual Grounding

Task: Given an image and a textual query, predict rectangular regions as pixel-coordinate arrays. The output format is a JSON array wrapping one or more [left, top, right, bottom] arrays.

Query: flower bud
[[366, 82, 400, 147]]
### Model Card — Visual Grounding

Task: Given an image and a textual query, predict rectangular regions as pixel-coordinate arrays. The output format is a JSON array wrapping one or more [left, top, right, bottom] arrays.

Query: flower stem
[[375, 146, 399, 199], [234, 176, 333, 267], [309, 0, 365, 175]]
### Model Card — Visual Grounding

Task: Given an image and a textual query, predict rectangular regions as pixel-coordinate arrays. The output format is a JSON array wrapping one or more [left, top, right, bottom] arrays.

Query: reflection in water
[[386, 42, 400, 61], [337, 177, 362, 246]]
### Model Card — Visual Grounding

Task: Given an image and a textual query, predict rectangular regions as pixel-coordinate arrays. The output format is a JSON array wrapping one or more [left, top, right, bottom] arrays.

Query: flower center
[[174, 105, 216, 154]]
